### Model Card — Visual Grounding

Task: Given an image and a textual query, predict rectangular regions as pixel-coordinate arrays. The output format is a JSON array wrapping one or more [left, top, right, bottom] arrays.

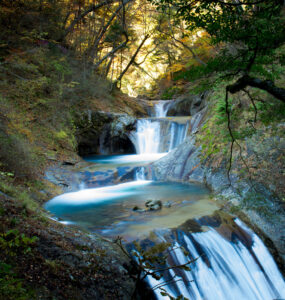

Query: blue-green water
[[45, 180, 217, 241]]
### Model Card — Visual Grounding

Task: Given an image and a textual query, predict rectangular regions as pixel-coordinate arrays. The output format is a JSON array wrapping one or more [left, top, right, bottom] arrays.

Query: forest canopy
[[0, 0, 284, 97]]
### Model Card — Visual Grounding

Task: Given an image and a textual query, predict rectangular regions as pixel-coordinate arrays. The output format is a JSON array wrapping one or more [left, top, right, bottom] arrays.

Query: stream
[[45, 100, 285, 299]]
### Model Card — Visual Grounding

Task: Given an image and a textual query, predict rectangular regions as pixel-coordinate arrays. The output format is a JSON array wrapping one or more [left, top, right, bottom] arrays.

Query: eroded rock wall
[[75, 111, 137, 156]]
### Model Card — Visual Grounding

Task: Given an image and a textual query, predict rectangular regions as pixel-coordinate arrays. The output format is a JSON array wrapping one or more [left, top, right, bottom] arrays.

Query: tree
[[149, 0, 285, 101], [149, 0, 285, 184]]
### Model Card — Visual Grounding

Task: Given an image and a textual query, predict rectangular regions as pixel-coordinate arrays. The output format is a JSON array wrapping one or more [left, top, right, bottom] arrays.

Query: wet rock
[[167, 91, 209, 116], [164, 201, 172, 208], [145, 200, 162, 211], [74, 111, 136, 156], [179, 219, 203, 233], [133, 206, 146, 213]]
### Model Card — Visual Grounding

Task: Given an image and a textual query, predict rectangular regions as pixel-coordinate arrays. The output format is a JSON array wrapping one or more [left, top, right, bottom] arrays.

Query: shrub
[[0, 262, 34, 300]]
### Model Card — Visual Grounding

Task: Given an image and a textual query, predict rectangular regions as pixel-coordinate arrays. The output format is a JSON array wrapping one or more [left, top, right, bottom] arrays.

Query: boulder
[[133, 206, 146, 213], [164, 201, 172, 208], [145, 200, 162, 211], [167, 91, 209, 116]]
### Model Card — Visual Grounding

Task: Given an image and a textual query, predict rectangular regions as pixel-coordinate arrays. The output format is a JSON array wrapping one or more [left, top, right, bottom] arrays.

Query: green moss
[[18, 192, 39, 212], [240, 192, 276, 219], [161, 86, 182, 100], [0, 229, 38, 258]]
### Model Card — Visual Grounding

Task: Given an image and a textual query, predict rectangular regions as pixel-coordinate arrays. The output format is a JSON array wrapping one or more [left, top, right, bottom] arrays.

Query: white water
[[148, 219, 285, 300], [45, 180, 152, 207], [85, 153, 167, 165], [133, 101, 189, 155], [169, 121, 190, 151], [154, 100, 172, 117], [132, 100, 189, 179]]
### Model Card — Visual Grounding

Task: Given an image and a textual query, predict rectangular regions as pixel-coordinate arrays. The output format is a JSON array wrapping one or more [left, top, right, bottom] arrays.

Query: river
[[45, 100, 285, 299]]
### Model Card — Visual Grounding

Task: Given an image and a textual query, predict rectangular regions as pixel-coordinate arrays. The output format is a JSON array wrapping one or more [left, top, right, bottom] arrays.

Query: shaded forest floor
[[0, 193, 134, 300], [0, 45, 144, 299]]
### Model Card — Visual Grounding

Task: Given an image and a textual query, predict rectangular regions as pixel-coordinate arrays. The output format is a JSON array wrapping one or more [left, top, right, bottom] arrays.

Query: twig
[[154, 279, 193, 290], [243, 89, 258, 123], [225, 89, 235, 185]]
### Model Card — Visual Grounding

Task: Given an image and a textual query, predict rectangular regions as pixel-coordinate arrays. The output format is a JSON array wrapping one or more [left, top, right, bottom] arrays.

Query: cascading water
[[154, 100, 172, 118], [146, 219, 285, 300], [135, 119, 161, 154], [45, 97, 285, 299], [132, 100, 190, 180], [169, 122, 190, 151]]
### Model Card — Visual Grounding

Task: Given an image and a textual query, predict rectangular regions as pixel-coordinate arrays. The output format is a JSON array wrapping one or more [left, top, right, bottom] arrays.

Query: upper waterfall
[[153, 100, 172, 118], [130, 100, 190, 155]]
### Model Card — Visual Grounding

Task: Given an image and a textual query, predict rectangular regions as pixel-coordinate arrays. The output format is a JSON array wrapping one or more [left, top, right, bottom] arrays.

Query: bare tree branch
[[93, 31, 129, 69], [89, 0, 133, 60], [59, 0, 117, 42], [114, 35, 150, 84]]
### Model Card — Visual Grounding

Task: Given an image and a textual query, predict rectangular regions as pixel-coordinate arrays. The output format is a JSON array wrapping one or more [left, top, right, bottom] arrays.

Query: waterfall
[[135, 166, 146, 181], [135, 119, 161, 154], [169, 121, 190, 151], [154, 100, 172, 118], [132, 101, 190, 180], [146, 219, 285, 300], [132, 101, 190, 155]]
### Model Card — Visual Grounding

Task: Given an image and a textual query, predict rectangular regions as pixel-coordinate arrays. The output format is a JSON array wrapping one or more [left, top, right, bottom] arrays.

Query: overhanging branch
[[227, 75, 285, 102]]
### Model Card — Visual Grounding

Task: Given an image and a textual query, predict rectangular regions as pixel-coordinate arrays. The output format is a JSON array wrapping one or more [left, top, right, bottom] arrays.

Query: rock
[[74, 111, 137, 156], [62, 158, 78, 166], [164, 201, 172, 208], [145, 200, 162, 211], [133, 206, 146, 213], [167, 91, 209, 116]]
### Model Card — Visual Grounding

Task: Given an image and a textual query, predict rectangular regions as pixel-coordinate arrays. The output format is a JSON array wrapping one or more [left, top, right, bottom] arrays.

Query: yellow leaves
[[0, 7, 14, 13], [168, 63, 185, 73], [54, 130, 68, 140]]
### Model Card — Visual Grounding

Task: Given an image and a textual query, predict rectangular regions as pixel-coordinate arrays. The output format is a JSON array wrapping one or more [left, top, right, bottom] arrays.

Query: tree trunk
[[89, 0, 133, 60], [105, 54, 114, 77], [114, 34, 149, 85]]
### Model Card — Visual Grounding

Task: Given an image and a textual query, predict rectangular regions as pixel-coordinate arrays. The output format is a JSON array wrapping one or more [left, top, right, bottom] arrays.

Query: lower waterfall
[[146, 219, 285, 300], [135, 119, 161, 154]]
